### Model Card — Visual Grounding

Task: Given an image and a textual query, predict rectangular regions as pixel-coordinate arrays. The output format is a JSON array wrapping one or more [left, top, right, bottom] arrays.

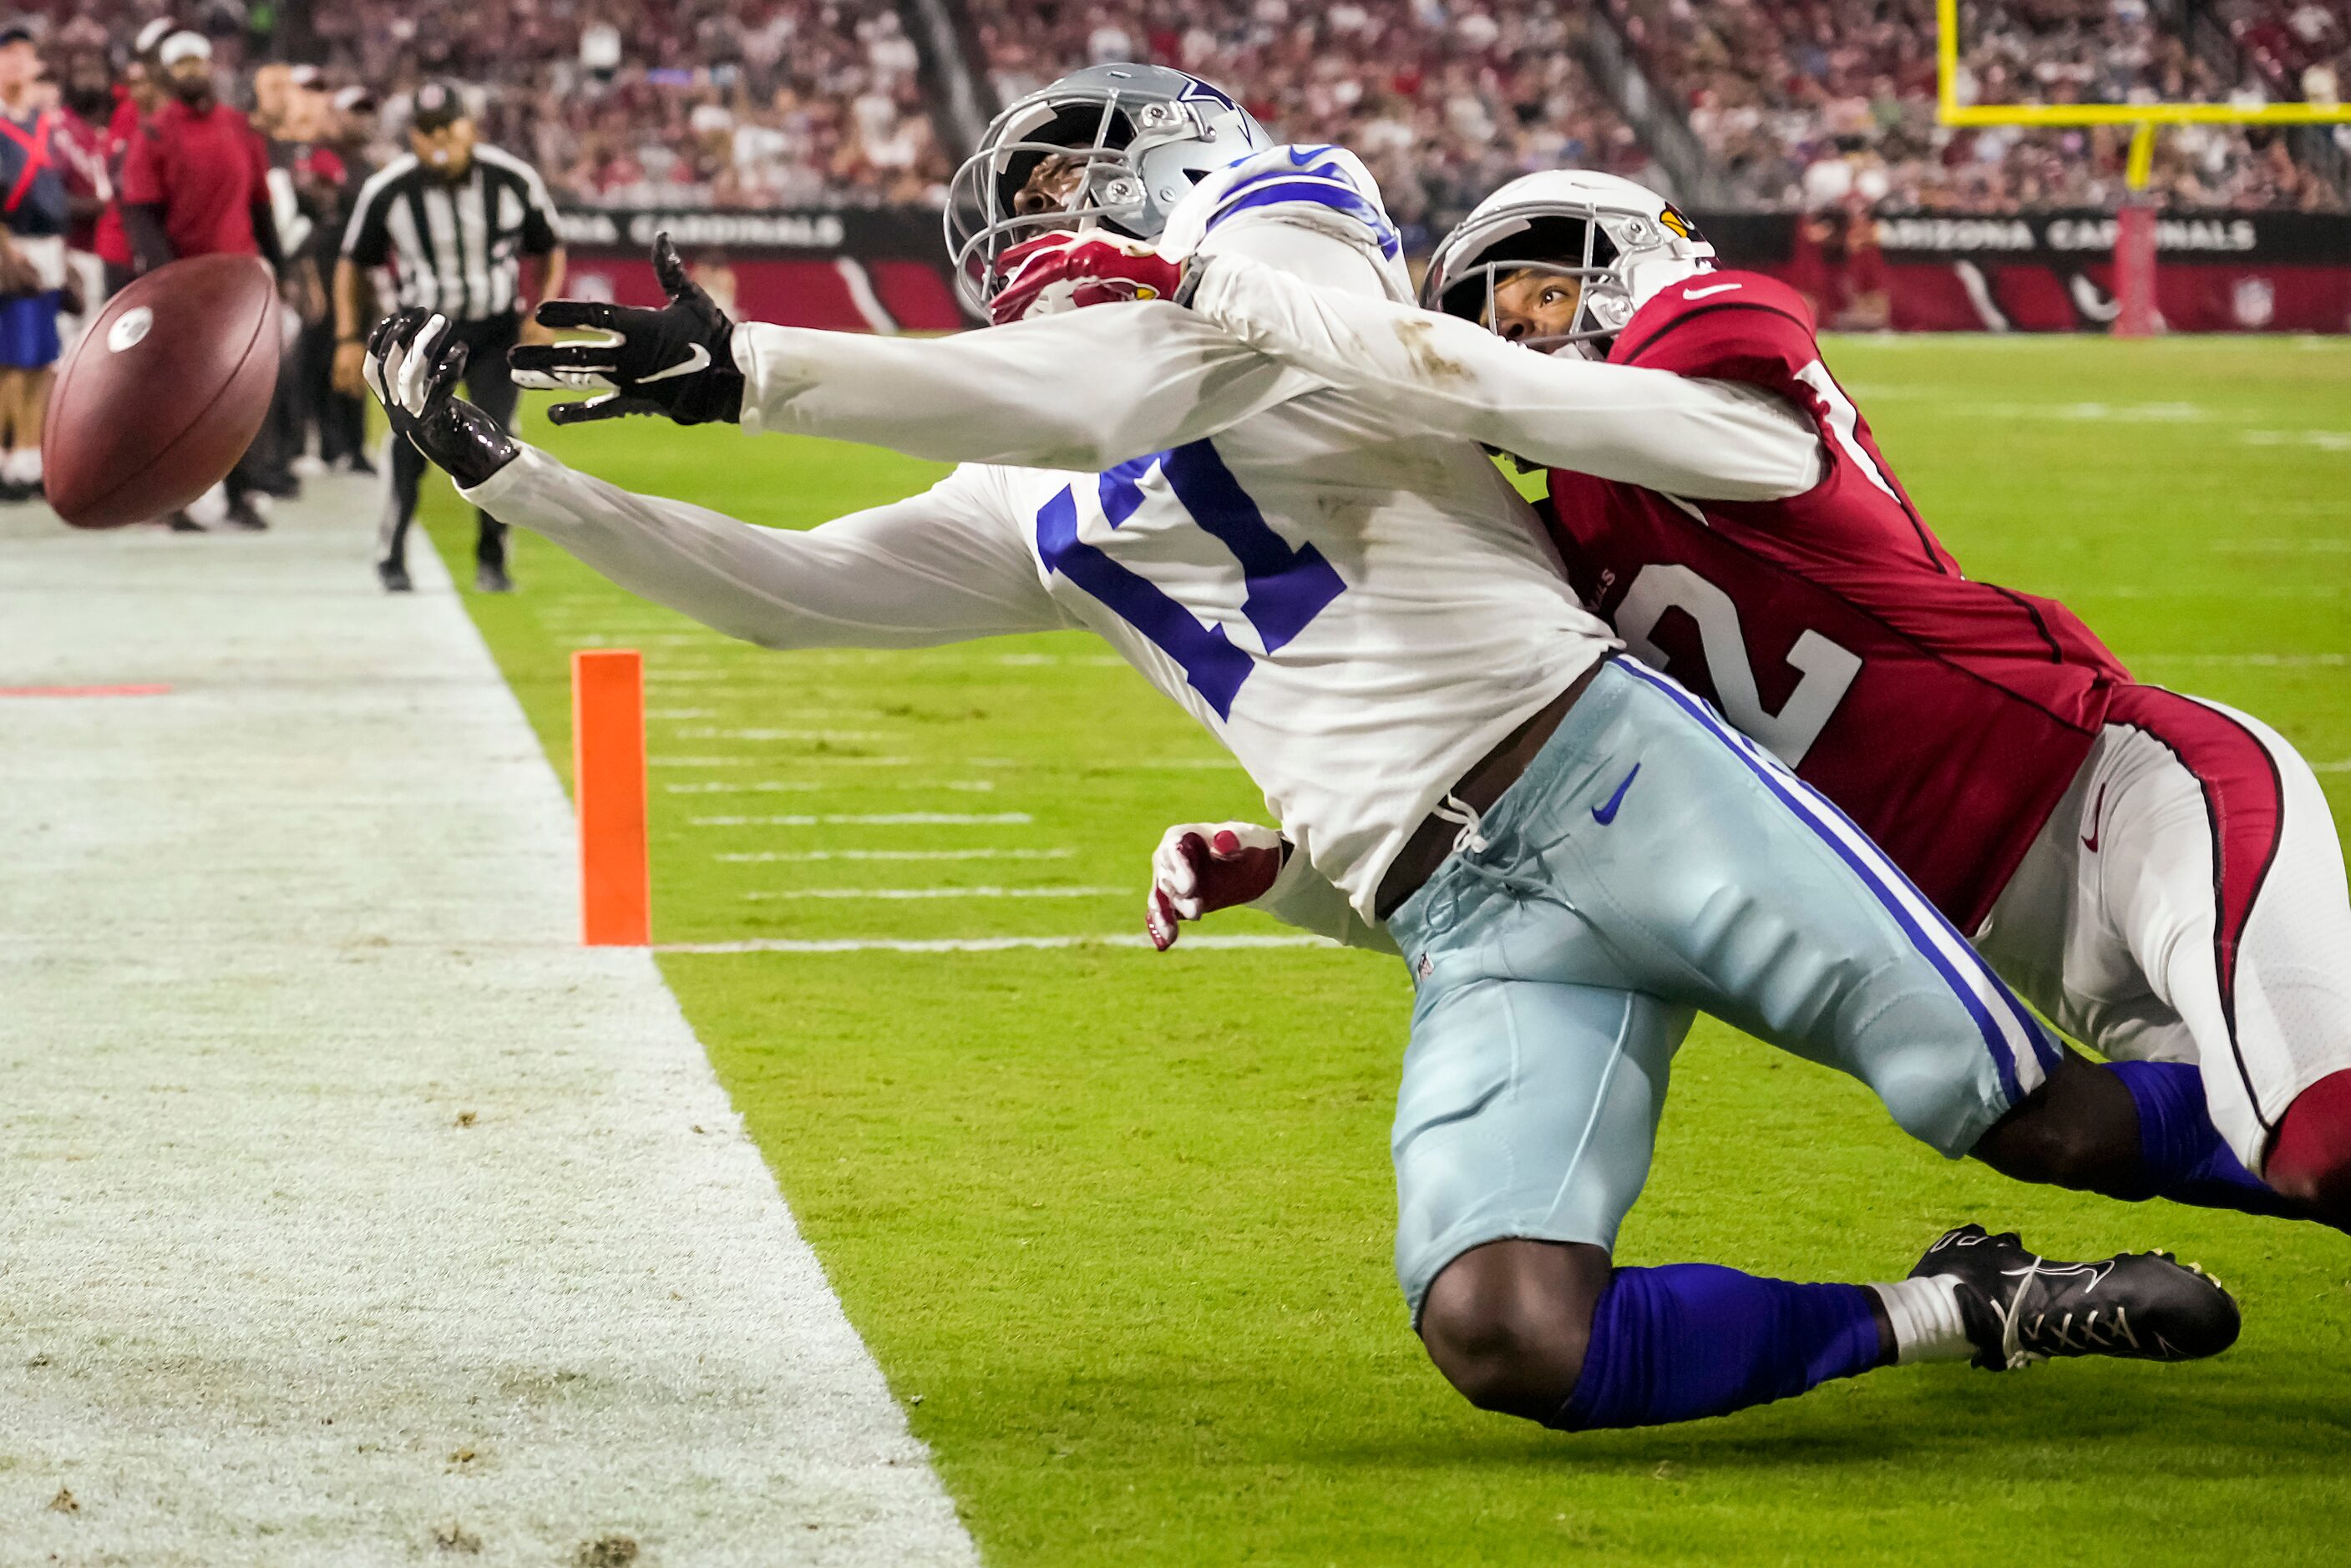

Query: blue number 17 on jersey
[[1036, 441, 1345, 720]]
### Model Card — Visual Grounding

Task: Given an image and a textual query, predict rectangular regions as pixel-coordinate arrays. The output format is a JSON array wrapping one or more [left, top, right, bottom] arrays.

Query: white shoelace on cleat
[[1997, 1255, 2046, 1370]]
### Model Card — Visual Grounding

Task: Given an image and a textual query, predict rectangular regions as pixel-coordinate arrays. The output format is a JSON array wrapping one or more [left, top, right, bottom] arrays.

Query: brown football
[[43, 255, 282, 529]]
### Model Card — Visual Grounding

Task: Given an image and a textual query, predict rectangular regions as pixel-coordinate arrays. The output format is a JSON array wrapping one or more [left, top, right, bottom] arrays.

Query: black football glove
[[364, 309, 519, 488], [507, 233, 743, 426]]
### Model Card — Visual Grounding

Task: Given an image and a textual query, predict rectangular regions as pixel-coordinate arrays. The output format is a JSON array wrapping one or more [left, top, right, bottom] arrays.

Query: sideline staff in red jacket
[[120, 30, 283, 531]]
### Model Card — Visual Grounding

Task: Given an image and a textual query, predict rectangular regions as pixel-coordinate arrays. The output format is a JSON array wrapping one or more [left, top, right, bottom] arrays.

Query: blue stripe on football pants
[[1614, 660, 2059, 1102]]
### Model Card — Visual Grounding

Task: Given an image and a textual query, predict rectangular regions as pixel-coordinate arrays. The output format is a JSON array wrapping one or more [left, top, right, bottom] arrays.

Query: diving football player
[[374, 68, 2235, 1436]]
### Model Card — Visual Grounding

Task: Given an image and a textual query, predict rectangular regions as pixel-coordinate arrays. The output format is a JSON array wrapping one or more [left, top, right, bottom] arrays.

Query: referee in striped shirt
[[332, 81, 565, 593]]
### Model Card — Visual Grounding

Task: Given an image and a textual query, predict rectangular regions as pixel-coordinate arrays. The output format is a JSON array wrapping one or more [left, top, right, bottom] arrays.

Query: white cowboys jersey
[[465, 148, 1619, 916]]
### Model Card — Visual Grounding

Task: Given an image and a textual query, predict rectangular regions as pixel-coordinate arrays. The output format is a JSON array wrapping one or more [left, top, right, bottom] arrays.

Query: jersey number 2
[[1036, 442, 1345, 720], [1616, 563, 1861, 767]]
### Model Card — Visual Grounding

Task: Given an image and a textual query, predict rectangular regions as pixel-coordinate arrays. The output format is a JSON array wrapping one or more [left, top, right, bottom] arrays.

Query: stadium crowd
[[1610, 0, 2347, 211], [967, 0, 1656, 238], [15, 0, 2351, 223], [37, 0, 953, 209]]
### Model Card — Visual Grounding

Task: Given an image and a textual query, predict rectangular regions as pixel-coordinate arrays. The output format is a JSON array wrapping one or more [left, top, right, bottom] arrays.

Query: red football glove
[[990, 230, 1184, 326], [1145, 822, 1284, 951]]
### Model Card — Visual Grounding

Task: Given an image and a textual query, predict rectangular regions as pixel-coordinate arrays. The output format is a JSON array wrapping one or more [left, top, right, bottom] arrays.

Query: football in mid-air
[[43, 254, 282, 529]]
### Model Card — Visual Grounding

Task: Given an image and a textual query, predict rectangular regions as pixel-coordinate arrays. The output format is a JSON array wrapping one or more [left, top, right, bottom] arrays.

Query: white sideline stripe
[[661, 933, 1337, 954], [745, 885, 1122, 901], [717, 848, 1078, 862], [0, 486, 975, 1565], [692, 812, 1033, 826]]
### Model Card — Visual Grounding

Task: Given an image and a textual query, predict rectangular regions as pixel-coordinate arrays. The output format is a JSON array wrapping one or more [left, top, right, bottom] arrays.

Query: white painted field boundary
[[0, 488, 975, 1567], [661, 933, 1337, 954]]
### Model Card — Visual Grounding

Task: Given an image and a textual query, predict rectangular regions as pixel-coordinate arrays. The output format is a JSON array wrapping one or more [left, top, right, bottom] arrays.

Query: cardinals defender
[[373, 66, 2239, 1436], [1146, 168, 2351, 1227]]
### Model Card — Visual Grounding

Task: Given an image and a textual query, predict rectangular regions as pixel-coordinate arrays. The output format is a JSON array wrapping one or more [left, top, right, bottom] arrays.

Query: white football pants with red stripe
[[1977, 682, 2351, 1173]]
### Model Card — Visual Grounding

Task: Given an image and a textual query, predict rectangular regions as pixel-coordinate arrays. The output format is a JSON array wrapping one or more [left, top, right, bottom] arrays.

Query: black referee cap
[[411, 79, 469, 133]]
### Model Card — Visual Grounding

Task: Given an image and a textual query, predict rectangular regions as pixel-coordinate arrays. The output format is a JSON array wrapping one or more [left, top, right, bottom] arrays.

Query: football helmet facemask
[[1423, 170, 1716, 358], [945, 63, 1269, 318]]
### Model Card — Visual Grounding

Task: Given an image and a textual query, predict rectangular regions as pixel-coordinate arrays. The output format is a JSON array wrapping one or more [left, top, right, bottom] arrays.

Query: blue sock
[[1559, 1264, 1885, 1431], [2105, 1060, 2303, 1220]]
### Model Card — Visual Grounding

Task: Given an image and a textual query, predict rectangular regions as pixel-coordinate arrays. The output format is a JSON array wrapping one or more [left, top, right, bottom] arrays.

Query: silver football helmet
[[945, 63, 1270, 317], [1423, 170, 1716, 357]]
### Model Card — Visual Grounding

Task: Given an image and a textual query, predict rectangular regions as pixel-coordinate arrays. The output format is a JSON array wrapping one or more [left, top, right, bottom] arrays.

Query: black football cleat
[[1911, 1223, 2239, 1372], [474, 561, 514, 594], [377, 559, 413, 593]]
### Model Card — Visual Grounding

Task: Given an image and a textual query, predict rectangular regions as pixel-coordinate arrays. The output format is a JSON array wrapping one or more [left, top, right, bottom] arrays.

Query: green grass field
[[424, 335, 2351, 1565]]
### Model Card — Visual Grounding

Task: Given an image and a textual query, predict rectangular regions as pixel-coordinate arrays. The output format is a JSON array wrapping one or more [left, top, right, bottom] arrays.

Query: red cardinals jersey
[[1543, 271, 2131, 932]]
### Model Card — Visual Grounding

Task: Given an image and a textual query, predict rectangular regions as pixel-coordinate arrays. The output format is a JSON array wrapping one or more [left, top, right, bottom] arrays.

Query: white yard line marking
[[1095, 757, 1238, 770], [691, 812, 1035, 826], [2242, 429, 2351, 451], [666, 780, 996, 794], [564, 633, 728, 647], [661, 933, 1336, 954], [2080, 586, 2342, 599], [2128, 653, 2348, 668], [2311, 761, 2351, 773], [672, 726, 889, 741], [655, 755, 919, 767], [716, 848, 1078, 862], [0, 485, 975, 1564], [645, 707, 717, 719], [745, 886, 1124, 901]]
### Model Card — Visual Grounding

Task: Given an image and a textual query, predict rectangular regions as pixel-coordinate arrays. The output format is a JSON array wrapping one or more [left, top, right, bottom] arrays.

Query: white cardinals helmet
[[1422, 170, 1716, 356]]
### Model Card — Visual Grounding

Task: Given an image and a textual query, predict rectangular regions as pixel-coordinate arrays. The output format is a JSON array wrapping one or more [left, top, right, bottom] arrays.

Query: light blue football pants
[[1383, 658, 2059, 1318]]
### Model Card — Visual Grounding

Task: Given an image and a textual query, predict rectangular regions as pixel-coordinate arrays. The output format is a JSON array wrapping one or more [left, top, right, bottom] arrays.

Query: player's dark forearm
[[124, 204, 172, 272]]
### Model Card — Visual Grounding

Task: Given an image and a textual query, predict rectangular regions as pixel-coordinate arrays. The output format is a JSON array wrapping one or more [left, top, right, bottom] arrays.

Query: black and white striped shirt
[[341, 144, 560, 321]]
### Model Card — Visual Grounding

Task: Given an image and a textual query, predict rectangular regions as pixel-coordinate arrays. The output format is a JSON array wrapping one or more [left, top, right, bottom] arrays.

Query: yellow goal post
[[1934, 0, 2351, 331]]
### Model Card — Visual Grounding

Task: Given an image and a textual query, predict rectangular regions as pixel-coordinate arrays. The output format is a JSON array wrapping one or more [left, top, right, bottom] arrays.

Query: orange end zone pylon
[[573, 648, 651, 945]]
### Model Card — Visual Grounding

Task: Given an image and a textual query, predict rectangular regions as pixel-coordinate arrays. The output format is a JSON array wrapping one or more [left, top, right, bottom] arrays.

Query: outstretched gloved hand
[[990, 230, 1185, 326], [508, 233, 744, 425], [364, 308, 519, 488], [1145, 821, 1285, 951]]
